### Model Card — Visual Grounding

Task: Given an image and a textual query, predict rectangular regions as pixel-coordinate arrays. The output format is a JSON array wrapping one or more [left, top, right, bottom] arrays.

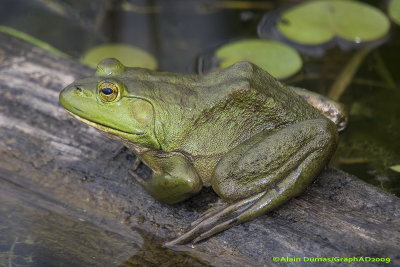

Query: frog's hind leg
[[165, 119, 337, 246]]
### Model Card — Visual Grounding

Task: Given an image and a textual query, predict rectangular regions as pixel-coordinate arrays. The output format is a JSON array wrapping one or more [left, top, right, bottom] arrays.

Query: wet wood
[[0, 32, 399, 266]]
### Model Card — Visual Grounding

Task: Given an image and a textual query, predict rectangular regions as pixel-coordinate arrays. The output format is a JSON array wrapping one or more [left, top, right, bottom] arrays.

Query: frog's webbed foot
[[128, 157, 143, 184], [129, 170, 147, 186], [132, 156, 142, 171], [190, 200, 228, 227], [111, 145, 128, 159], [166, 192, 265, 246]]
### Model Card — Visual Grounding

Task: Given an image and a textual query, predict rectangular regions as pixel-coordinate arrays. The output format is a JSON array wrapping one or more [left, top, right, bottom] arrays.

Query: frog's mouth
[[66, 110, 144, 136]]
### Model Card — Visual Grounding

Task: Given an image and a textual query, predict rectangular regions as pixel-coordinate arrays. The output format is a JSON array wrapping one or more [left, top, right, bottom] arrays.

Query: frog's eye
[[98, 81, 120, 102]]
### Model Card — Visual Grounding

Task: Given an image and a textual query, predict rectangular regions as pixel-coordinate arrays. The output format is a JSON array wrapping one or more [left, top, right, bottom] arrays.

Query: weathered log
[[0, 32, 399, 266]]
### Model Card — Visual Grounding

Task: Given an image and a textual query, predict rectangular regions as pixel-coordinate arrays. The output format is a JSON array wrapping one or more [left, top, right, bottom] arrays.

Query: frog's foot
[[128, 156, 144, 184], [129, 170, 147, 187], [166, 192, 265, 246], [111, 145, 128, 159], [190, 200, 228, 227], [132, 157, 142, 171]]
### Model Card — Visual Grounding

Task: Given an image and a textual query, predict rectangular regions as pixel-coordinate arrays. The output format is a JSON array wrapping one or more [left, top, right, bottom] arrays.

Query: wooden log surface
[[0, 32, 399, 266]]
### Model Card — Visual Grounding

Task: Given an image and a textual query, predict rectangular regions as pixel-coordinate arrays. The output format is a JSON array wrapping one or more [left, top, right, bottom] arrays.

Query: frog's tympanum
[[59, 58, 346, 246]]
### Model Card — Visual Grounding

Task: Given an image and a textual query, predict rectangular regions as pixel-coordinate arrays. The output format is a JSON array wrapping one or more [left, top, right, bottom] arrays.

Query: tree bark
[[0, 32, 399, 267]]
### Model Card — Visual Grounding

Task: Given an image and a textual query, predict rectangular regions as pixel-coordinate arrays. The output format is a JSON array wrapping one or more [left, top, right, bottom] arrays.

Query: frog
[[59, 58, 346, 246]]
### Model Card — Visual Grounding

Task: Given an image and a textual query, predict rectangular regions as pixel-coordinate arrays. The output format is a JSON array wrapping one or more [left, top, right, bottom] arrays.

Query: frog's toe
[[132, 157, 142, 171], [129, 170, 147, 185], [165, 192, 264, 246], [191, 218, 237, 244], [190, 201, 228, 227]]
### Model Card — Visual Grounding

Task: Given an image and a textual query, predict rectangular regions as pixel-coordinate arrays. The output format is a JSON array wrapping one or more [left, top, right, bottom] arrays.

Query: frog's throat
[[65, 110, 144, 136]]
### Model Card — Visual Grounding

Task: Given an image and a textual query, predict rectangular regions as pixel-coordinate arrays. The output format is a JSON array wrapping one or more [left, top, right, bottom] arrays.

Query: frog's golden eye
[[98, 81, 119, 102]]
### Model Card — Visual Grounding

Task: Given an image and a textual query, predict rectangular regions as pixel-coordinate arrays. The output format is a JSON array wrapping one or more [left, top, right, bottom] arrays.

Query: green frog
[[59, 58, 346, 246]]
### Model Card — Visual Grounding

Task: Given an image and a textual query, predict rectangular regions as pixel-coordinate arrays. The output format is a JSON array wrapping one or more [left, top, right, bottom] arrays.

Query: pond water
[[1, 0, 400, 266], [1, 177, 214, 266]]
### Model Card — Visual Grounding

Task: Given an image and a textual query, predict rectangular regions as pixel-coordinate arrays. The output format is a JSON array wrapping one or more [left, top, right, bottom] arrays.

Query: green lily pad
[[277, 0, 390, 45], [389, 0, 400, 25], [81, 44, 157, 70], [215, 39, 302, 79]]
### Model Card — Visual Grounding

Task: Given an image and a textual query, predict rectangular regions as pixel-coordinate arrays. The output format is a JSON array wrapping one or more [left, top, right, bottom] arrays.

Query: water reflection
[[0, 179, 141, 266]]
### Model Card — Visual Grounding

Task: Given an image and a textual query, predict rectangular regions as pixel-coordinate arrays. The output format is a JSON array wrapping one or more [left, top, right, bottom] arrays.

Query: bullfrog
[[59, 58, 346, 246]]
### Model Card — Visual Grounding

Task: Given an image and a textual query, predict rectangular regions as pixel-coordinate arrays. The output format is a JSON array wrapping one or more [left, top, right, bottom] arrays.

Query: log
[[0, 32, 399, 266]]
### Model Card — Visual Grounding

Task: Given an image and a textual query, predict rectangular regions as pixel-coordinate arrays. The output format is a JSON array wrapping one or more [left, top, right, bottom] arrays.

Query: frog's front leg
[[134, 152, 203, 204], [166, 118, 338, 246]]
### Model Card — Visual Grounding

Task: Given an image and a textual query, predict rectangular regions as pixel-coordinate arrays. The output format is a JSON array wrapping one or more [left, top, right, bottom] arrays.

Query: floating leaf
[[389, 165, 400, 173], [81, 44, 157, 70], [215, 39, 302, 79], [389, 0, 400, 25], [277, 0, 390, 45], [0, 25, 68, 57]]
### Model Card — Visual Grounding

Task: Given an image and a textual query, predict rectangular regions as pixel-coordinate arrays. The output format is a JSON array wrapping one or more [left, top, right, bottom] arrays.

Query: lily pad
[[215, 39, 302, 79], [81, 44, 157, 70], [277, 0, 390, 45], [389, 0, 400, 25]]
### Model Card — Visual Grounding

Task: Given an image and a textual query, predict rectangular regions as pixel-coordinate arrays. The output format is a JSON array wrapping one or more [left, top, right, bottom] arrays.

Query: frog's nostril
[[75, 86, 82, 92]]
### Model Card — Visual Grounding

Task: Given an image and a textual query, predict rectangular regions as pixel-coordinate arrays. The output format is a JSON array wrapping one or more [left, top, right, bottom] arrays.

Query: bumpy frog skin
[[59, 58, 345, 246]]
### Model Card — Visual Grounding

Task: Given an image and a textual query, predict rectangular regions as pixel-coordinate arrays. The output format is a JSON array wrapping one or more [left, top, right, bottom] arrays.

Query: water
[[0, 178, 214, 267]]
